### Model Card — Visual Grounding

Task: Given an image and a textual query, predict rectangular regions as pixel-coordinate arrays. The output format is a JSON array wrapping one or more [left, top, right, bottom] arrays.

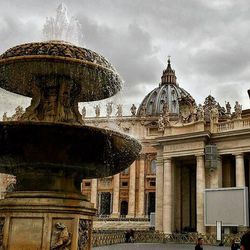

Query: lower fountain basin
[[0, 121, 141, 179]]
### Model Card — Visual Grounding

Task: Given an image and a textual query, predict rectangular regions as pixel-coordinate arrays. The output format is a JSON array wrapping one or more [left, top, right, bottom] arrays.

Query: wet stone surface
[[93, 243, 230, 250]]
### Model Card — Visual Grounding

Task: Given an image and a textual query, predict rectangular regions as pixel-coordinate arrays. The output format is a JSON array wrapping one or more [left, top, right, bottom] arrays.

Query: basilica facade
[[81, 59, 250, 234], [1, 59, 250, 234]]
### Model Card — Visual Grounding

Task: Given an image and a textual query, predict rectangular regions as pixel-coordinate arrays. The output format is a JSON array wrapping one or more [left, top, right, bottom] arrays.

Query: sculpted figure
[[51, 222, 71, 250], [2, 112, 8, 121], [130, 104, 137, 116], [140, 103, 147, 116], [210, 106, 219, 124], [116, 104, 123, 117], [95, 105, 100, 117], [197, 104, 204, 121], [106, 102, 112, 117], [234, 101, 242, 119], [82, 106, 86, 118]]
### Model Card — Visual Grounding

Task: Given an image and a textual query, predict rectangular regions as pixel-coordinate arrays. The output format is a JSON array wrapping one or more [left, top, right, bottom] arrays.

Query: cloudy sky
[[0, 0, 250, 117]]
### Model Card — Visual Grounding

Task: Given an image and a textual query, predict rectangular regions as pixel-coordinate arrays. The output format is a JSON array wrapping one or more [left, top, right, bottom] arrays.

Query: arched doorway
[[120, 200, 128, 216]]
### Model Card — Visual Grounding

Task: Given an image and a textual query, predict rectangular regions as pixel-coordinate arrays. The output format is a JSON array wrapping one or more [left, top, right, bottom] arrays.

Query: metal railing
[[92, 231, 247, 247]]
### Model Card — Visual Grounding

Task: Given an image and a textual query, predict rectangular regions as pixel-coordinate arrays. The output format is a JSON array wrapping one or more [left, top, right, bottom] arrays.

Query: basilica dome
[[137, 59, 196, 120]]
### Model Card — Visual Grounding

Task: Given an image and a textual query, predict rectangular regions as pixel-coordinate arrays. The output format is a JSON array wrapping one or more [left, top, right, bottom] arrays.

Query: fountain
[[0, 40, 141, 249]]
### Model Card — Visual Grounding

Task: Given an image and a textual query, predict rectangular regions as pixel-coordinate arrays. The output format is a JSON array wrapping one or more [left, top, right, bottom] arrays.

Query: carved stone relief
[[51, 222, 72, 250], [77, 219, 92, 250], [0, 218, 4, 249]]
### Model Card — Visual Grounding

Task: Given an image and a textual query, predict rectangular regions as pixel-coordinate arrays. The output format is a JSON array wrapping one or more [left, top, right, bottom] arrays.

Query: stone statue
[[197, 104, 204, 121], [106, 102, 113, 117], [140, 103, 147, 116], [210, 106, 219, 124], [234, 101, 242, 119], [158, 115, 165, 131], [116, 104, 122, 117], [226, 102, 231, 115], [2, 112, 8, 121], [130, 104, 137, 116], [192, 104, 197, 122], [95, 105, 100, 117], [82, 106, 86, 119], [11, 106, 24, 121], [51, 222, 71, 250]]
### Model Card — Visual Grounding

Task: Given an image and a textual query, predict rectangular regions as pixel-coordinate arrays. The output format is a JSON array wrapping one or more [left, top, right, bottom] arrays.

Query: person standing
[[231, 239, 239, 250], [240, 232, 250, 250], [195, 237, 203, 250]]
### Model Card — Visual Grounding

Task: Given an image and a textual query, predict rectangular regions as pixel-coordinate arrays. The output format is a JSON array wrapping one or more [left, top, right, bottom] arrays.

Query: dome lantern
[[161, 56, 177, 86]]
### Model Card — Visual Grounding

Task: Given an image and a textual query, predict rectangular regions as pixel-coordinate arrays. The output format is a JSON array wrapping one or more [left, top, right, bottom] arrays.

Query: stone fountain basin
[[0, 121, 141, 179], [0, 41, 122, 102]]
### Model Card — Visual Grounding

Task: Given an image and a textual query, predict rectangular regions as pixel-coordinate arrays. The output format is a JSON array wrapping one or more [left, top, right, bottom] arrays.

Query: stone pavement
[[93, 243, 230, 249]]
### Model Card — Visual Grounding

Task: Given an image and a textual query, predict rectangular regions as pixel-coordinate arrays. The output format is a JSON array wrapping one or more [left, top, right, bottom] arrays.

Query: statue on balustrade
[[130, 104, 137, 116], [226, 102, 231, 114], [82, 106, 86, 119], [210, 106, 219, 124], [197, 104, 205, 121], [234, 101, 242, 119], [106, 102, 113, 117], [95, 105, 100, 118], [140, 103, 147, 117], [116, 104, 123, 117]]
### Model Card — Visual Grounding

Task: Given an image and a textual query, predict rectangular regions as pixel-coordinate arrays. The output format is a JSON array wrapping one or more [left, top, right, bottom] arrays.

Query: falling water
[[43, 3, 83, 45]]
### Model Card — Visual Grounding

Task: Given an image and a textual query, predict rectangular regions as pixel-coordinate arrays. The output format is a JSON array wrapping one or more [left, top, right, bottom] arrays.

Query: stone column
[[90, 179, 98, 209], [217, 156, 223, 188], [196, 154, 206, 233], [111, 173, 120, 217], [235, 153, 245, 187], [163, 156, 172, 234], [128, 161, 136, 217], [155, 154, 164, 231], [137, 154, 145, 217], [210, 156, 222, 188]]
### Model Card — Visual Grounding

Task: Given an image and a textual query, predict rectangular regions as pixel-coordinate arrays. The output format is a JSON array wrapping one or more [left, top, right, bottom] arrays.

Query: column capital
[[233, 152, 244, 158], [138, 153, 146, 160], [162, 153, 171, 161]]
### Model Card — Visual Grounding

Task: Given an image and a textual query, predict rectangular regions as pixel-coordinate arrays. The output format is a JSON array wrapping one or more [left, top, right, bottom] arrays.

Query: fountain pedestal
[[0, 192, 95, 250]]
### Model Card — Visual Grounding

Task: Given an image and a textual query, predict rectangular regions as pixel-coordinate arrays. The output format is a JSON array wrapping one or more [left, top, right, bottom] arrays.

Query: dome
[[137, 59, 196, 119]]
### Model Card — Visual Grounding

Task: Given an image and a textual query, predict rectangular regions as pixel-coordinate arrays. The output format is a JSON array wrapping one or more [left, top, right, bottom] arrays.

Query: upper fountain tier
[[0, 40, 122, 102]]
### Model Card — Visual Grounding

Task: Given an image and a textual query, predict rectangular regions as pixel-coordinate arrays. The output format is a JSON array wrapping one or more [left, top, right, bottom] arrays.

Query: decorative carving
[[21, 80, 84, 124], [203, 95, 226, 122], [95, 105, 100, 118], [116, 104, 123, 117], [51, 222, 71, 250], [158, 115, 165, 131], [234, 101, 242, 119], [0, 42, 114, 70], [78, 219, 92, 250], [106, 102, 113, 117], [0, 218, 4, 249], [130, 104, 137, 116]]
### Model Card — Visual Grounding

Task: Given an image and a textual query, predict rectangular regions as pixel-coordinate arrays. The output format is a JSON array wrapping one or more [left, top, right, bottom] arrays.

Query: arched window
[[150, 160, 156, 174]]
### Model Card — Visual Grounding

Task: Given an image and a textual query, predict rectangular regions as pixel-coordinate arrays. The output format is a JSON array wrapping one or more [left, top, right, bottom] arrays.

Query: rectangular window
[[122, 181, 128, 187]]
